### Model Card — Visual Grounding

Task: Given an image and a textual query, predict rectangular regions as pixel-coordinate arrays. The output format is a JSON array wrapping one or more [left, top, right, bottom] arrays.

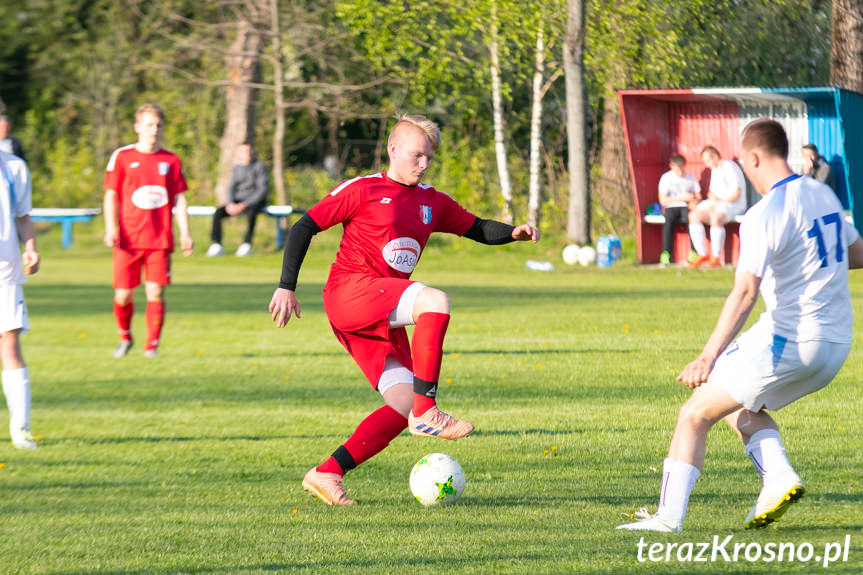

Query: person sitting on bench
[[207, 143, 270, 257]]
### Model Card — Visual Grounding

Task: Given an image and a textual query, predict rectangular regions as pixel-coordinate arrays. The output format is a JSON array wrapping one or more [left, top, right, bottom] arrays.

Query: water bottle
[[525, 259, 555, 272]]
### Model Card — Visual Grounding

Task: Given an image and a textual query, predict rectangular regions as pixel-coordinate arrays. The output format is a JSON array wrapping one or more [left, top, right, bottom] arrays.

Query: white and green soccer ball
[[410, 453, 466, 506]]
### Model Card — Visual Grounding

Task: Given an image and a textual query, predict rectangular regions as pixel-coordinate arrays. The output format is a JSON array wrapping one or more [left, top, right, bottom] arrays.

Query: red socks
[[114, 301, 134, 341], [317, 405, 408, 475], [410, 312, 450, 416], [145, 301, 165, 351]]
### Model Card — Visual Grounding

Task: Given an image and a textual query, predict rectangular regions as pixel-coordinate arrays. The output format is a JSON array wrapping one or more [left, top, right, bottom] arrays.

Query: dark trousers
[[662, 206, 690, 255], [211, 202, 265, 245]]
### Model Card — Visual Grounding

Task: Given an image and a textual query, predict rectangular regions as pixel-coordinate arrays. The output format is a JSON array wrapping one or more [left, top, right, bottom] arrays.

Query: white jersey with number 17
[[736, 174, 859, 343]]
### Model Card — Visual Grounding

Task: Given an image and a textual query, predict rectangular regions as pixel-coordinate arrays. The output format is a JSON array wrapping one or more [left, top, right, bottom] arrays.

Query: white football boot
[[744, 473, 804, 529], [616, 508, 682, 533], [11, 429, 38, 450]]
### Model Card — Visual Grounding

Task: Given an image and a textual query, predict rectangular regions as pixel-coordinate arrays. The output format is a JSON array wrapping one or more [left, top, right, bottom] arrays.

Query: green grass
[[2, 219, 862, 574]]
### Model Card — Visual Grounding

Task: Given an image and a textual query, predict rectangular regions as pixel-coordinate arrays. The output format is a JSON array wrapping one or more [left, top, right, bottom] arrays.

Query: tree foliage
[[0, 0, 833, 237]]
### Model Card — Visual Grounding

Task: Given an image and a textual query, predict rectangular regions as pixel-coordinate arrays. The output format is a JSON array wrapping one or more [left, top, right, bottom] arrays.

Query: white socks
[[657, 458, 701, 524], [2, 367, 31, 433], [688, 223, 707, 256], [745, 428, 797, 483], [689, 224, 727, 258], [710, 226, 726, 258]]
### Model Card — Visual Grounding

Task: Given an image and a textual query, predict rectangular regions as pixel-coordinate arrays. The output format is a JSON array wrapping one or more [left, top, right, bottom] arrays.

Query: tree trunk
[[215, 18, 263, 204], [489, 8, 514, 224], [271, 0, 288, 207], [830, 0, 863, 93], [527, 23, 544, 228], [564, 0, 590, 244], [596, 95, 633, 236]]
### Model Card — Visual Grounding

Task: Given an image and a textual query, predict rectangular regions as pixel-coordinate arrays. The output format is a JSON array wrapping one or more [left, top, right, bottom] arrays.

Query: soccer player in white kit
[[618, 118, 863, 532], [0, 150, 40, 449]]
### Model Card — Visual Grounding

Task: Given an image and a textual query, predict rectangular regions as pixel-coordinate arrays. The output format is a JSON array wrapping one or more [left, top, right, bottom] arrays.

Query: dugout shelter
[[618, 86, 863, 264]]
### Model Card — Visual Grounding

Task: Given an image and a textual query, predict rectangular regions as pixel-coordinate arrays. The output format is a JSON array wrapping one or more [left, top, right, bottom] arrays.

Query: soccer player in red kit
[[269, 114, 540, 505], [104, 104, 194, 358]]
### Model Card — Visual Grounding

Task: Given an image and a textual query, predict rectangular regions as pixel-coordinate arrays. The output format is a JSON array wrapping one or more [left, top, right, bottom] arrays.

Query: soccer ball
[[578, 245, 596, 266], [409, 453, 466, 506], [562, 244, 581, 265]]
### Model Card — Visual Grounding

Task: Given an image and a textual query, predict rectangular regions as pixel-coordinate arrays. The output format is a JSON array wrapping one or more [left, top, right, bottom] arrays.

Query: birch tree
[[489, 5, 515, 224]]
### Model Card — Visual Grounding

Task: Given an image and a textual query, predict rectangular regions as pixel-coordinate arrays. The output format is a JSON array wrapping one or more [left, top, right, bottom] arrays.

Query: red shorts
[[113, 248, 171, 289], [322, 274, 415, 388]]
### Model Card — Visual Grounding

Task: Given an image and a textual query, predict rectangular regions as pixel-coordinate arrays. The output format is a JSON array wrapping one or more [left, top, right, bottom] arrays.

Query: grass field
[[2, 220, 862, 574]]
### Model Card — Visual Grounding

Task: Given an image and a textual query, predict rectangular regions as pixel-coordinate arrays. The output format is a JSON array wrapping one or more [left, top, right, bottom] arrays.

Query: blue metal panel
[[838, 89, 863, 230], [807, 96, 847, 208], [765, 86, 852, 210]]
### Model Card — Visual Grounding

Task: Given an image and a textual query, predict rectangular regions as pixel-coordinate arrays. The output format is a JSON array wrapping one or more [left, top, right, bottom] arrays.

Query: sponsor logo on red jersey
[[382, 237, 421, 273], [131, 185, 169, 210]]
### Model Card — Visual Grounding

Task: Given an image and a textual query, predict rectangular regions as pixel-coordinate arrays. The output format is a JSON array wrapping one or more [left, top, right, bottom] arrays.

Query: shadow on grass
[[51, 433, 346, 445], [446, 348, 636, 355], [26, 281, 729, 317], [42, 553, 629, 575]]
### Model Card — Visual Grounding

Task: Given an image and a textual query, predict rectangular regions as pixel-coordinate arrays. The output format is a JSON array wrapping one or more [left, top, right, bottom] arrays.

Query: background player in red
[[104, 104, 194, 358], [269, 114, 540, 505]]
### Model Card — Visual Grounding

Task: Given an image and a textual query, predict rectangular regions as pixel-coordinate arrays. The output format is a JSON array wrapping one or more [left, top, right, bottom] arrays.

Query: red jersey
[[104, 145, 188, 251], [307, 172, 476, 282]]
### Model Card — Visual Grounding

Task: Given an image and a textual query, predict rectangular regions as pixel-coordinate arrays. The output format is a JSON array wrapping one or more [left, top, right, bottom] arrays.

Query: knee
[[677, 400, 718, 434], [414, 287, 450, 317], [114, 289, 133, 305], [0, 331, 23, 367], [145, 284, 164, 302]]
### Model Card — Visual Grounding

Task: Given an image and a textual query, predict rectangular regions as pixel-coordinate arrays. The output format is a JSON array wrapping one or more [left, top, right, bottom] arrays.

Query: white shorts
[[708, 322, 849, 412], [697, 199, 744, 222], [377, 282, 427, 394], [0, 284, 29, 335]]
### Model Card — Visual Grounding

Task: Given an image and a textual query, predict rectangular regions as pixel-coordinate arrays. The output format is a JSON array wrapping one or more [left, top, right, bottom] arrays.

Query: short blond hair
[[388, 114, 441, 151], [135, 103, 166, 124]]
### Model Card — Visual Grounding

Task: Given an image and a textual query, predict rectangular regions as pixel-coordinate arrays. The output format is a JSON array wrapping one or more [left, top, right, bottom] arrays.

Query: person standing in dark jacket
[[207, 144, 270, 257], [801, 144, 835, 193]]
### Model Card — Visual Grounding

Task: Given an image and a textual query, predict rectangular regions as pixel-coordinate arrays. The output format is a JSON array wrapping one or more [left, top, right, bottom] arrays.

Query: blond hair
[[388, 114, 441, 151], [135, 103, 166, 124]]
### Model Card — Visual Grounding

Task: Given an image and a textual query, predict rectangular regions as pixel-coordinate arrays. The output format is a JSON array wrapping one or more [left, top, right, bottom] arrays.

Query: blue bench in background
[[31, 205, 303, 249], [185, 205, 303, 249], [30, 208, 102, 249]]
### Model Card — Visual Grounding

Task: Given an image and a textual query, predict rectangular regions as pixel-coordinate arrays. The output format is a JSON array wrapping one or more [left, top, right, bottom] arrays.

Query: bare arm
[[103, 189, 118, 248], [174, 193, 194, 256], [723, 187, 742, 203], [677, 271, 761, 388], [15, 214, 39, 275], [848, 236, 863, 269]]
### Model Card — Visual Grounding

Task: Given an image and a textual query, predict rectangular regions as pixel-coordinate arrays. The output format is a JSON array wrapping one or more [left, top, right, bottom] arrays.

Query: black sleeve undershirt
[[463, 216, 516, 245], [278, 213, 322, 291]]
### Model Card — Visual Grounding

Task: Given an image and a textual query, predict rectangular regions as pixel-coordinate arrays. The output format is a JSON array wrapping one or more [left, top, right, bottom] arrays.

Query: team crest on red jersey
[[158, 162, 170, 176], [420, 205, 432, 225]]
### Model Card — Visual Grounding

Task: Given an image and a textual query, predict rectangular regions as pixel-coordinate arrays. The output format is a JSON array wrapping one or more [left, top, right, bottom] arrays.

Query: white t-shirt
[[736, 174, 859, 343], [0, 151, 32, 286], [658, 170, 699, 208], [710, 159, 747, 213]]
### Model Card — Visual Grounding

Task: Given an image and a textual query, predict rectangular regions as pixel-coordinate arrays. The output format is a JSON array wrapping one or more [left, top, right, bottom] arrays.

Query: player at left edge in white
[[0, 150, 40, 449]]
